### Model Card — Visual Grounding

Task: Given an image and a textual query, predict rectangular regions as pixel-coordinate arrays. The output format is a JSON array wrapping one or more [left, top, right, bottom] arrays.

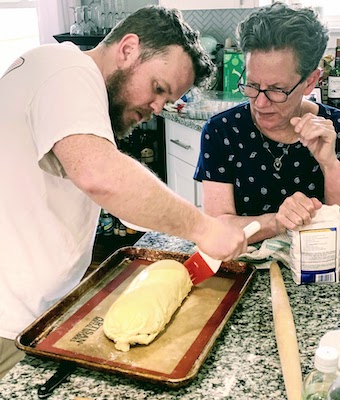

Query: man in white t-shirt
[[0, 5, 248, 377]]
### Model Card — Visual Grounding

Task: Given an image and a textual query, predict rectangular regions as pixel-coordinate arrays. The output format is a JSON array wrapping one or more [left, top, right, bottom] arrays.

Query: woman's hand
[[291, 113, 337, 169], [275, 191, 322, 230]]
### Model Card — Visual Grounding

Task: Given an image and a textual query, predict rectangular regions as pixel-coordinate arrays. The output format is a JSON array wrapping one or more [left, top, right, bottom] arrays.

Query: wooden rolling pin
[[270, 262, 303, 400], [74, 398, 94, 400]]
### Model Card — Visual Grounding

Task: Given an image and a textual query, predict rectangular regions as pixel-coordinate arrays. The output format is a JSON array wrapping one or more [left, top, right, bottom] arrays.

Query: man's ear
[[303, 69, 321, 96], [116, 33, 140, 68]]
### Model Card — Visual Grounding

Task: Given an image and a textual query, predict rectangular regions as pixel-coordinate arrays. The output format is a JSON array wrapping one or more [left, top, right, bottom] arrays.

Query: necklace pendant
[[273, 158, 282, 171]]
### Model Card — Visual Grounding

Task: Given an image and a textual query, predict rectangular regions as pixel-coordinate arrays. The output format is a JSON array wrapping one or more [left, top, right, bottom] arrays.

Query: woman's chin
[[254, 113, 277, 131]]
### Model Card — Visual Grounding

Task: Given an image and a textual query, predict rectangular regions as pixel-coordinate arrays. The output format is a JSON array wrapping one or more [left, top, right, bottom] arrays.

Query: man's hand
[[195, 216, 248, 262]]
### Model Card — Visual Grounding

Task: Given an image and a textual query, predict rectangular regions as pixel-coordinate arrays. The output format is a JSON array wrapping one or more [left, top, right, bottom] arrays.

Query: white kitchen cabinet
[[158, 0, 258, 10], [165, 119, 202, 208]]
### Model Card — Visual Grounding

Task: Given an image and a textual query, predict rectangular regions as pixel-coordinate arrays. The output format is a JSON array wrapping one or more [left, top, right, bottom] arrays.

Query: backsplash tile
[[182, 9, 254, 46]]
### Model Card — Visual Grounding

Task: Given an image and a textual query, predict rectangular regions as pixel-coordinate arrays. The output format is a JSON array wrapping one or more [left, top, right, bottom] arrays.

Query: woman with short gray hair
[[195, 2, 340, 244]]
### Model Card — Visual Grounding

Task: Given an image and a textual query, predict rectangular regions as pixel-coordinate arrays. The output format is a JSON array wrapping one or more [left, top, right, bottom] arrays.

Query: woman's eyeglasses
[[237, 68, 305, 103]]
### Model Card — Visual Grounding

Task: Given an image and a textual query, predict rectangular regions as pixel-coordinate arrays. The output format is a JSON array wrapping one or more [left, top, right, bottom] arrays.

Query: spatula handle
[[243, 220, 261, 239], [120, 220, 261, 238]]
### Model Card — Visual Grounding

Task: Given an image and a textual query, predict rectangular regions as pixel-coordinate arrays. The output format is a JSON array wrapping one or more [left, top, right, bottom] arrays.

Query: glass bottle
[[70, 6, 84, 36], [327, 39, 340, 108], [336, 38, 340, 59], [140, 122, 155, 167], [96, 212, 103, 235], [328, 376, 340, 400], [302, 346, 339, 400], [113, 217, 119, 235], [118, 223, 127, 237], [114, 0, 126, 24], [105, 11, 114, 34], [98, 12, 106, 35], [89, 0, 102, 32], [102, 0, 114, 34], [101, 209, 114, 236], [83, 6, 97, 35]]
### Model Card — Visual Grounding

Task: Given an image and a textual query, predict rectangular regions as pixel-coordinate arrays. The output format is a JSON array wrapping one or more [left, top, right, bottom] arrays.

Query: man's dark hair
[[102, 5, 215, 87], [237, 1, 329, 79]]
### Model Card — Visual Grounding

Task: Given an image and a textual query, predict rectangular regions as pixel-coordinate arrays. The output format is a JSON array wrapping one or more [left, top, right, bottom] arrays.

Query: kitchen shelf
[[53, 33, 105, 47]]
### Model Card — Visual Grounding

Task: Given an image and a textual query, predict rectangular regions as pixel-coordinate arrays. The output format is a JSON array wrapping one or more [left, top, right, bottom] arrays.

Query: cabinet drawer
[[165, 120, 201, 167]]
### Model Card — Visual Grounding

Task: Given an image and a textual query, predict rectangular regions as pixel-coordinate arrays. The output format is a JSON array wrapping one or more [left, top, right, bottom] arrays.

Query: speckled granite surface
[[161, 110, 205, 132], [1, 231, 339, 399]]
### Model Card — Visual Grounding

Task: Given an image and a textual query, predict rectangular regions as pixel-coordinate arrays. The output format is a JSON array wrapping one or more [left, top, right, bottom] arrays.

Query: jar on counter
[[302, 346, 339, 400]]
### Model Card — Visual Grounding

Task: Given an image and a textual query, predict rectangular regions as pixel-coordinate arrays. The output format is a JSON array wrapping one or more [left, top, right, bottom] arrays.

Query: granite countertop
[[1, 231, 339, 399], [161, 109, 205, 132], [161, 100, 244, 132]]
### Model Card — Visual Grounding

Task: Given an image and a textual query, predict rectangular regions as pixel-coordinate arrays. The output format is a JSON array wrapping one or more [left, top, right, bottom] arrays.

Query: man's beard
[[106, 67, 136, 140]]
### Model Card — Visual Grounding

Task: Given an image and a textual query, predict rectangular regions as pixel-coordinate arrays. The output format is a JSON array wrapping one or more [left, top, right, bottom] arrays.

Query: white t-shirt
[[0, 42, 115, 339]]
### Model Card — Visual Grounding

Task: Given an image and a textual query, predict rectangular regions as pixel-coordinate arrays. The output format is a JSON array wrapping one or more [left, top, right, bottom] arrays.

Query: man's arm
[[52, 133, 247, 261]]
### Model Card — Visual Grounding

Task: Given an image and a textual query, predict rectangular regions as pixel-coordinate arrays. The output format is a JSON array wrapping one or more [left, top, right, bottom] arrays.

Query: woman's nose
[[254, 91, 272, 107]]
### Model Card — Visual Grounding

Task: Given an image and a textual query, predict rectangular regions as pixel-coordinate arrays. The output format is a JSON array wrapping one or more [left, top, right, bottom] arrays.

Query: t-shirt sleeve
[[27, 65, 115, 177], [194, 119, 234, 184]]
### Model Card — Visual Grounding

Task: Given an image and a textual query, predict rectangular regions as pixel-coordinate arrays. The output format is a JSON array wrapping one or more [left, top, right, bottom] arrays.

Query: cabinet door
[[167, 154, 202, 208], [165, 119, 202, 207], [158, 0, 258, 10]]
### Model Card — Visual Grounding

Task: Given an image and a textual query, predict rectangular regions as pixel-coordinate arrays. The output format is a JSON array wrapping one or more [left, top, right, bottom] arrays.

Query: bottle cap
[[319, 329, 340, 369], [314, 346, 339, 373], [224, 37, 232, 48]]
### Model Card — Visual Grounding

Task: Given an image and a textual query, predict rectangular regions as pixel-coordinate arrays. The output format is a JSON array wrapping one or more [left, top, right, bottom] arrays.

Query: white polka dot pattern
[[194, 102, 340, 216]]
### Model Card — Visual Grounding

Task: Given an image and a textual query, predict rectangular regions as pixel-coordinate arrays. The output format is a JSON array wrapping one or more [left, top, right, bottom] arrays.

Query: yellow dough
[[103, 259, 193, 351]]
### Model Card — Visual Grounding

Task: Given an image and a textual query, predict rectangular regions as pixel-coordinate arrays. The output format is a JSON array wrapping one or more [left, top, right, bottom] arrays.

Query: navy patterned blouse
[[194, 102, 340, 216]]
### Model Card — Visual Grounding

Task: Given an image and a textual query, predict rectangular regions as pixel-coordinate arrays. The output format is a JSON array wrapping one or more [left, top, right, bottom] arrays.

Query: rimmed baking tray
[[16, 247, 255, 387]]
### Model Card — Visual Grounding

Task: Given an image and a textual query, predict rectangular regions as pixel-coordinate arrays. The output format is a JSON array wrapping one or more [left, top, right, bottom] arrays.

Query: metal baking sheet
[[16, 247, 255, 387]]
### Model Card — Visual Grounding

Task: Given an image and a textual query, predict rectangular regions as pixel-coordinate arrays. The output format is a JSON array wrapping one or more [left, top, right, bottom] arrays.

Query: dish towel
[[237, 232, 291, 269]]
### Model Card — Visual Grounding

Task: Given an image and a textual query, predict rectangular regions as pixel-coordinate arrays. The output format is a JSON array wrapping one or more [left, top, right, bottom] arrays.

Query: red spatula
[[184, 221, 260, 284], [120, 219, 260, 285]]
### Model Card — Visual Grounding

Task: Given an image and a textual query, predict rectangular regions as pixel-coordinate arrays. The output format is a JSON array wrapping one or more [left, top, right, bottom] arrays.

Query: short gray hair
[[237, 1, 329, 79]]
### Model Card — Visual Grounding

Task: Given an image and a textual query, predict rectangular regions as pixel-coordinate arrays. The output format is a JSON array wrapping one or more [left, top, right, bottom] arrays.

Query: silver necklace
[[259, 132, 290, 172]]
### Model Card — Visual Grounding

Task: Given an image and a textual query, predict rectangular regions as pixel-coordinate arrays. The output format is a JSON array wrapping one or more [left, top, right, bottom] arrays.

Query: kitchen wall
[[125, 0, 157, 12], [80, 1, 252, 47], [123, 2, 253, 45], [78, 2, 337, 57], [182, 8, 253, 47], [183, 8, 339, 62], [80, 0, 157, 12]]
